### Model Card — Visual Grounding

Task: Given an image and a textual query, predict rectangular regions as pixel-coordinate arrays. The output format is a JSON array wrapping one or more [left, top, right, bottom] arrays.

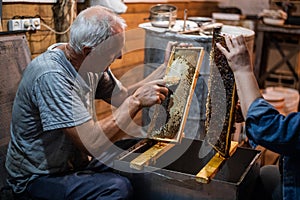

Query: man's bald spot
[[82, 6, 124, 34]]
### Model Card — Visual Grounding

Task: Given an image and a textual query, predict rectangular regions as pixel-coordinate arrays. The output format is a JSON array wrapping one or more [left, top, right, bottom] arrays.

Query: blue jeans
[[26, 170, 132, 200], [19, 139, 138, 200]]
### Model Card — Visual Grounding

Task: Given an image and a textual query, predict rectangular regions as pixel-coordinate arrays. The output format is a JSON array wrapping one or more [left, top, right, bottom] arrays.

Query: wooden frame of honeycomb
[[205, 27, 238, 158], [147, 46, 204, 143]]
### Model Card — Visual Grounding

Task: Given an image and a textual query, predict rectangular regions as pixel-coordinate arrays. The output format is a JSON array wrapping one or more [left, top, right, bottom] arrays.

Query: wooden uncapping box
[[114, 28, 261, 200]]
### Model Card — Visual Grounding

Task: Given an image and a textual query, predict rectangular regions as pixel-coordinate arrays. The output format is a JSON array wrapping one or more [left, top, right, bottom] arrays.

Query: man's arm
[[64, 79, 168, 157]]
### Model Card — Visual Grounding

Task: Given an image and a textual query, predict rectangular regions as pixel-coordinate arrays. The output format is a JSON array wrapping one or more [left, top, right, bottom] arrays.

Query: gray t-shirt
[[5, 43, 121, 193]]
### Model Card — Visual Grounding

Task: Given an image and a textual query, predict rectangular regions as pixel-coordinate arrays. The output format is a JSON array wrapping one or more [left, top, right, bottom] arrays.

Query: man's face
[[80, 31, 125, 74], [104, 32, 125, 63]]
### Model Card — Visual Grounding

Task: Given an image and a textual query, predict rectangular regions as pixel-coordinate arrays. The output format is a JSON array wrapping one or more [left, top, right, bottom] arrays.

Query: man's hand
[[216, 35, 252, 73], [132, 79, 168, 107]]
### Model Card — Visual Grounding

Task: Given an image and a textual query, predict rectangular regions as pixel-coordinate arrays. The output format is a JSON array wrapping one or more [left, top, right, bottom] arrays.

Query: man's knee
[[107, 175, 133, 200]]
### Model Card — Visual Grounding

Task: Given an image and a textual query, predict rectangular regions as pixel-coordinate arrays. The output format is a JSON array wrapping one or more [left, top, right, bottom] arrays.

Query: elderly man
[[6, 5, 171, 200]]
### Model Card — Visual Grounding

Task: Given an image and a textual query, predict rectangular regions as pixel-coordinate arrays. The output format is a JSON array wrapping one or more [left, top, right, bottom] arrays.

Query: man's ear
[[82, 46, 93, 56]]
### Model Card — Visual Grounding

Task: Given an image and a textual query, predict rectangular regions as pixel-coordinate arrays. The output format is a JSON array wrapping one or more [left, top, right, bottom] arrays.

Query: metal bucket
[[149, 4, 177, 28]]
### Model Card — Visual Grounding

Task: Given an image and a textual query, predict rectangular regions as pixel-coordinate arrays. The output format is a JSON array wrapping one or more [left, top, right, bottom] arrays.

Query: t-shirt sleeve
[[33, 72, 92, 131], [95, 68, 123, 101]]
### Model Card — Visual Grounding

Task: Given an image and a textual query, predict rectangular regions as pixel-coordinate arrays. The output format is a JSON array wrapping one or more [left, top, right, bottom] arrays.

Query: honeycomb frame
[[147, 46, 204, 143]]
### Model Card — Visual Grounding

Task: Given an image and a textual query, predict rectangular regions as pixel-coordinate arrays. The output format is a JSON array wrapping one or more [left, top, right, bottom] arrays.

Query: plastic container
[[264, 87, 299, 115], [262, 91, 285, 114]]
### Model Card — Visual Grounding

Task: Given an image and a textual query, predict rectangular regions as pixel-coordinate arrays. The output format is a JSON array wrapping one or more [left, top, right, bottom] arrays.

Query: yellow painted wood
[[130, 142, 175, 170], [195, 141, 238, 184]]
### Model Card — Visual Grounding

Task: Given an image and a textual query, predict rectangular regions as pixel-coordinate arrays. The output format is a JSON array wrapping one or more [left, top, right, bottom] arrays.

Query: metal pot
[[149, 4, 177, 28]]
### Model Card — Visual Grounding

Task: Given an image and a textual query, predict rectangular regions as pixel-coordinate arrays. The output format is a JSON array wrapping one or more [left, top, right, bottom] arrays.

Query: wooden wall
[[1, 1, 219, 124], [119, 1, 220, 29], [1, 1, 220, 54], [2, 3, 56, 58]]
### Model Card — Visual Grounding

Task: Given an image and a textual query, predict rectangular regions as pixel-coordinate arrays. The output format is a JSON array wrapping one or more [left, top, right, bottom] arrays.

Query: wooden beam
[[52, 0, 76, 42], [0, 0, 2, 31], [130, 142, 175, 170], [195, 141, 238, 184]]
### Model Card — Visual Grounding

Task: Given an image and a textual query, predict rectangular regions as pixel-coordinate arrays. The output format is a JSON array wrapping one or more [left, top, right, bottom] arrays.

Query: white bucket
[[264, 87, 299, 115], [221, 25, 255, 57], [262, 91, 285, 114]]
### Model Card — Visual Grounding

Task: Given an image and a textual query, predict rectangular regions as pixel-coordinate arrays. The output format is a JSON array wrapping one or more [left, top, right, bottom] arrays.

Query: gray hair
[[69, 5, 127, 53]]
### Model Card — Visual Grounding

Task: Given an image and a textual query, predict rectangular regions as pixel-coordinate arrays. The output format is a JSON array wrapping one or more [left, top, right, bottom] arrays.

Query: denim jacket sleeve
[[246, 98, 300, 155]]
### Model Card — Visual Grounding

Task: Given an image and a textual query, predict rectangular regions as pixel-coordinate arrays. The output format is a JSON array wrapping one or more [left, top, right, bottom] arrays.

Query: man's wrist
[[129, 95, 142, 113], [233, 68, 253, 77]]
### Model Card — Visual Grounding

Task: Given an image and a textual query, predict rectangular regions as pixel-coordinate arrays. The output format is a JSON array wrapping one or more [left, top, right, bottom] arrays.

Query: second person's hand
[[216, 35, 252, 73]]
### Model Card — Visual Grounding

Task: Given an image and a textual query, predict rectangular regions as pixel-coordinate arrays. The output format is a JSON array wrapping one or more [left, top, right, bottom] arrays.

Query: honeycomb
[[147, 47, 203, 143], [205, 27, 238, 158]]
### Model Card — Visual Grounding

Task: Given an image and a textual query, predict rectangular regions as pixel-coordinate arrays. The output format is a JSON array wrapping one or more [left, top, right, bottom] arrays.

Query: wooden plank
[[2, 2, 56, 58], [124, 28, 145, 49], [120, 13, 150, 29], [2, 2, 60, 58], [187, 2, 220, 17], [1, 0, 220, 60], [124, 2, 187, 14], [130, 142, 175, 170], [121, 1, 219, 28], [195, 141, 238, 184], [2, 3, 53, 19]]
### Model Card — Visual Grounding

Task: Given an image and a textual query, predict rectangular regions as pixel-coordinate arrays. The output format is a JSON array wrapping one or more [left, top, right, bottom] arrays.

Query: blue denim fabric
[[246, 98, 300, 200], [5, 43, 121, 194], [24, 139, 138, 200], [26, 171, 133, 200]]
